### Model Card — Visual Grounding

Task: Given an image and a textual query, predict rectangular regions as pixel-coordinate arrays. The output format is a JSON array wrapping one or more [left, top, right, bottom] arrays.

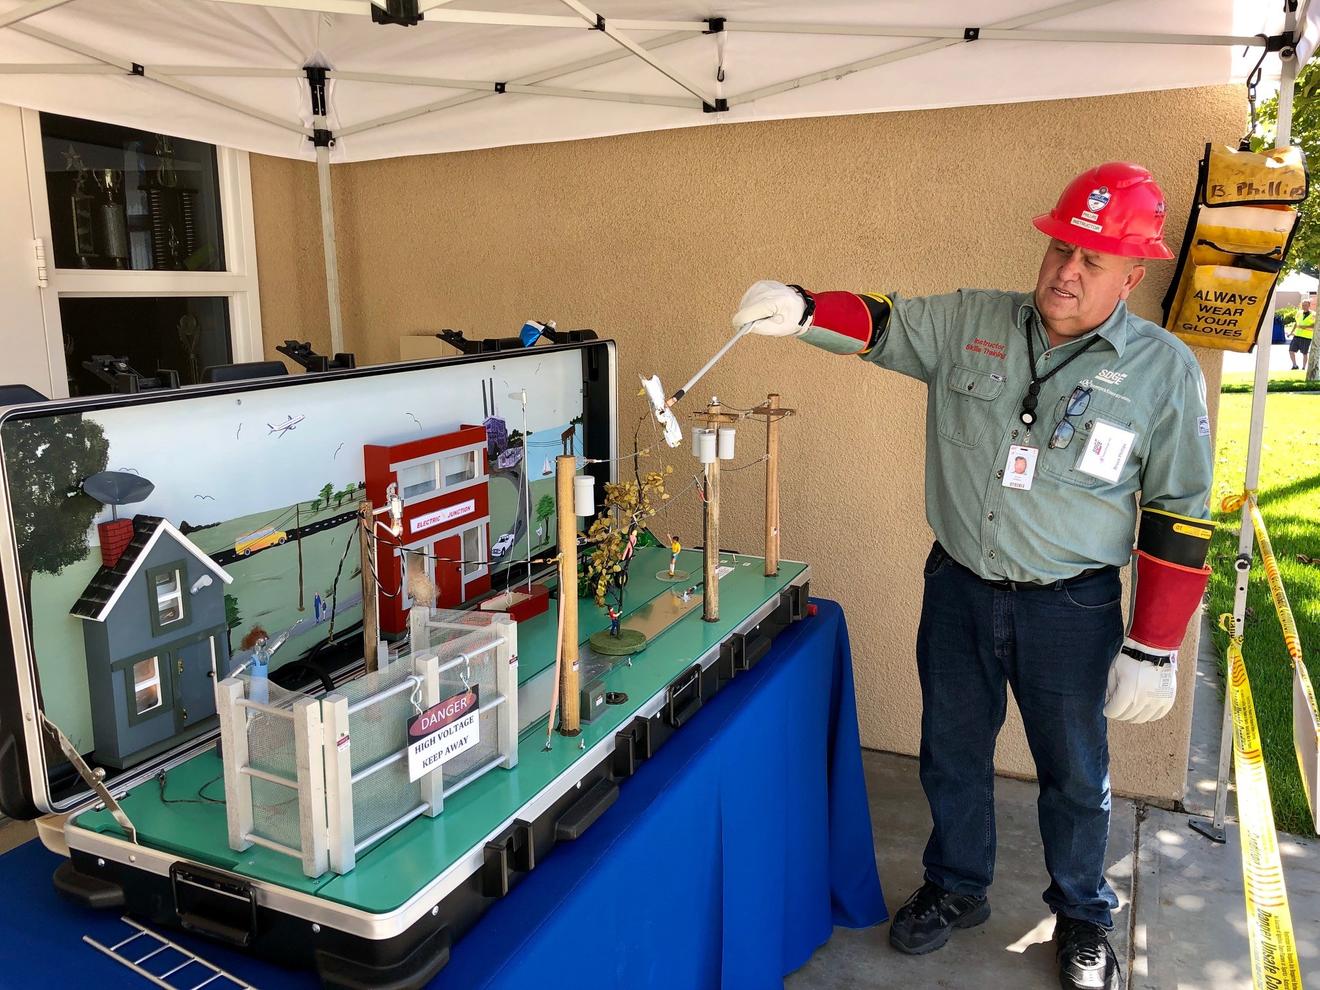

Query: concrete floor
[[787, 633, 1320, 990]]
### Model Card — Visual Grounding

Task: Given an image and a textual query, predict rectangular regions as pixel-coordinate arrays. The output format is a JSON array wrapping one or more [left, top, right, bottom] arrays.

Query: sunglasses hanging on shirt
[[1019, 323, 1103, 426]]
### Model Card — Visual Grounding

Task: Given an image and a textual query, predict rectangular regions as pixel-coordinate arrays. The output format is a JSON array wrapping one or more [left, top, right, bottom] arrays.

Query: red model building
[[364, 425, 492, 636]]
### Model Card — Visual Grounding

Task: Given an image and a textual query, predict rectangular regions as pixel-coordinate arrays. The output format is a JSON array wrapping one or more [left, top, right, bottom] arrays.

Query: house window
[[133, 657, 163, 715], [399, 462, 437, 499], [154, 568, 185, 626], [462, 525, 483, 577], [443, 450, 478, 489]]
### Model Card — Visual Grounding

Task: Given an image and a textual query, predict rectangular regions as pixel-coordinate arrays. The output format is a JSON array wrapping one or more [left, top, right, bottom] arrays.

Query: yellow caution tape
[[1245, 497, 1312, 675], [1226, 633, 1304, 990], [1241, 493, 1320, 823], [1217, 488, 1314, 989]]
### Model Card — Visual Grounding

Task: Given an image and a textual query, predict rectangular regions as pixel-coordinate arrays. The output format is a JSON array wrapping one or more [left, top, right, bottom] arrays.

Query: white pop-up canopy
[[0, 0, 1315, 163], [6, 0, 1314, 346]]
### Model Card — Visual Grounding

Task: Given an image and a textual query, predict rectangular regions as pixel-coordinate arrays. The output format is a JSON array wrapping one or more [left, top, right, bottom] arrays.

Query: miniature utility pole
[[691, 398, 739, 622], [748, 393, 795, 577], [358, 500, 382, 672], [555, 454, 580, 735]]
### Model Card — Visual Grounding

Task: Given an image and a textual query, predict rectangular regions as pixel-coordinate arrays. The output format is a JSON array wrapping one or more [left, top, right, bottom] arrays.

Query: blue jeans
[[916, 542, 1123, 927]]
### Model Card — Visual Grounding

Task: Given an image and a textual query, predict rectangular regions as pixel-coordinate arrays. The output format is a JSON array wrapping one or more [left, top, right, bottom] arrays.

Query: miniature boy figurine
[[607, 605, 622, 637], [668, 534, 681, 577]]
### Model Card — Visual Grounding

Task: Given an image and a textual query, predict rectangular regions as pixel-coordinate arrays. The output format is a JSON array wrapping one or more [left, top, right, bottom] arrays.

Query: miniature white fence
[[218, 608, 518, 878]]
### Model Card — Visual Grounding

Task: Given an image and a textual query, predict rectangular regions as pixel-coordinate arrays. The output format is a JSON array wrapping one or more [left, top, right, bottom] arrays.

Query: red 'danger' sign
[[407, 686, 480, 782]]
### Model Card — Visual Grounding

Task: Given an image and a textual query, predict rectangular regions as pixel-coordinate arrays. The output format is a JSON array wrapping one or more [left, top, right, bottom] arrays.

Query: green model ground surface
[[72, 547, 806, 914], [512, 547, 710, 684]]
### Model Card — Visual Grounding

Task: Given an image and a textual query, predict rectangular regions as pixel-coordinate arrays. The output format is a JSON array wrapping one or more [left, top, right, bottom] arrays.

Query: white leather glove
[[732, 280, 811, 336], [1104, 638, 1178, 723]]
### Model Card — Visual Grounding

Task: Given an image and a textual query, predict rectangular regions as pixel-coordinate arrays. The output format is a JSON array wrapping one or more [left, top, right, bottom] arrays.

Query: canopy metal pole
[[1190, 11, 1298, 846], [315, 139, 344, 355], [307, 68, 344, 354]]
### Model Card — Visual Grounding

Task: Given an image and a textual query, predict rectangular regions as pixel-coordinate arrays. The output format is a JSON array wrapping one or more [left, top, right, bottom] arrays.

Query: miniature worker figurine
[[668, 534, 681, 576], [607, 605, 621, 637], [249, 636, 271, 704], [733, 162, 1214, 990]]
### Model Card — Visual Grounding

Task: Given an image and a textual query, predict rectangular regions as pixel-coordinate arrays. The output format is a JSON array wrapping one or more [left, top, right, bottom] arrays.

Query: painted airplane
[[268, 414, 305, 437]]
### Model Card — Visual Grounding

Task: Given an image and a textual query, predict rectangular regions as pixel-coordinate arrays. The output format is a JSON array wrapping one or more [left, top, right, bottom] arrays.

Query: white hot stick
[[641, 322, 754, 448]]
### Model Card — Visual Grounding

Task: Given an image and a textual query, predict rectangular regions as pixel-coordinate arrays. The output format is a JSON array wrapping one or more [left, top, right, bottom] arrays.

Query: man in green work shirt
[[1289, 295, 1313, 370], [732, 163, 1214, 990]]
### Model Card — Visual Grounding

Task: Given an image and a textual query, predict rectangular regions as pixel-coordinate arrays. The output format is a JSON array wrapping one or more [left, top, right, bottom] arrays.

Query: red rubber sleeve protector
[[1127, 550, 1211, 651], [805, 290, 876, 350]]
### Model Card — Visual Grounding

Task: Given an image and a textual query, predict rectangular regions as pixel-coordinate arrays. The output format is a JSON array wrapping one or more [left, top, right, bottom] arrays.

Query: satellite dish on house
[[82, 471, 155, 517]]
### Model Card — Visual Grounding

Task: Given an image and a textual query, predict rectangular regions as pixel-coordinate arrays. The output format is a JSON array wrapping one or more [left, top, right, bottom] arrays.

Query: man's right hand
[[733, 280, 811, 336]]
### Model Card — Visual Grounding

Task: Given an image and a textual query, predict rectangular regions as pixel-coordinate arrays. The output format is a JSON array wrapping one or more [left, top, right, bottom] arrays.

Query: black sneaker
[[888, 881, 991, 955], [1055, 915, 1123, 990]]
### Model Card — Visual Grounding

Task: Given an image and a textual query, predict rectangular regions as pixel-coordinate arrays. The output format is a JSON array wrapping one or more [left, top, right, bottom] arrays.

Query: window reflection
[[60, 296, 231, 395], [41, 112, 225, 272]]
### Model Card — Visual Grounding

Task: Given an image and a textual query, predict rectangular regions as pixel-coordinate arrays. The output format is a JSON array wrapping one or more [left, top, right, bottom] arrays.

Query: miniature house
[[364, 425, 493, 636], [70, 515, 234, 769]]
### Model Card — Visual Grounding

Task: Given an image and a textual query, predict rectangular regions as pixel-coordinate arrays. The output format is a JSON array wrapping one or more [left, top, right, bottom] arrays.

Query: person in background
[[1290, 296, 1314, 370]]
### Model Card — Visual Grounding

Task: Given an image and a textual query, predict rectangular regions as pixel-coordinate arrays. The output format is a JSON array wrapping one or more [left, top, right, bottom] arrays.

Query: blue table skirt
[[0, 598, 885, 989]]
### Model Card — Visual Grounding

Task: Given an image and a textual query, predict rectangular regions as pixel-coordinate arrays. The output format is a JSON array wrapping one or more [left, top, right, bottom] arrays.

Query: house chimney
[[98, 518, 135, 568]]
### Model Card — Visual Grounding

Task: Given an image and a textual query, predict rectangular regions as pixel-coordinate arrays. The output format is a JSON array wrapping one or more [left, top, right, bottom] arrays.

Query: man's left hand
[[1104, 638, 1178, 723]]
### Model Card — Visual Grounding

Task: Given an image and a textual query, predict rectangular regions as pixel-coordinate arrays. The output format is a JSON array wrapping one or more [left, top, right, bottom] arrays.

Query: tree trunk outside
[[1306, 338, 1319, 382]]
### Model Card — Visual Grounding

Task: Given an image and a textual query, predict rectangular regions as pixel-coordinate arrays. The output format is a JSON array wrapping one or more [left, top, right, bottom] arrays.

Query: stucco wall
[[251, 85, 1244, 802]]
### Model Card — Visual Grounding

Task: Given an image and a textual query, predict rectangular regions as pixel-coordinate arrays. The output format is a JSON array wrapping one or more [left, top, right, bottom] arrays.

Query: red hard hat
[[1032, 162, 1173, 260]]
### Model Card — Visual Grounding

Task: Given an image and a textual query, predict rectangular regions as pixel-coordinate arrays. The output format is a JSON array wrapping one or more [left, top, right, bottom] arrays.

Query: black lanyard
[[1019, 322, 1103, 427]]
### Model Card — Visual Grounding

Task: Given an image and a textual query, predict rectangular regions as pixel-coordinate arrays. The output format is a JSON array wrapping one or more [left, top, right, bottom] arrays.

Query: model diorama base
[[58, 546, 810, 990], [589, 627, 648, 655]]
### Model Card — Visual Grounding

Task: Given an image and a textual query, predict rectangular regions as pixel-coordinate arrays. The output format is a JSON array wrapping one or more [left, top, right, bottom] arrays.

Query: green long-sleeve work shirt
[[803, 290, 1213, 583]]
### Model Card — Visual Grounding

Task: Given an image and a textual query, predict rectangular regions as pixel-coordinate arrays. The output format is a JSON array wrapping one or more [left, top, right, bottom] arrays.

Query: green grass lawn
[[1205, 391, 1320, 835], [1220, 367, 1320, 392]]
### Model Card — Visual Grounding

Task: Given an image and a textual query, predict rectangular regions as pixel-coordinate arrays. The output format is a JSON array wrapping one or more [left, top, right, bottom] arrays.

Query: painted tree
[[535, 494, 555, 545], [5, 414, 108, 622], [334, 484, 357, 508], [224, 592, 242, 655], [318, 482, 335, 508], [582, 466, 671, 609]]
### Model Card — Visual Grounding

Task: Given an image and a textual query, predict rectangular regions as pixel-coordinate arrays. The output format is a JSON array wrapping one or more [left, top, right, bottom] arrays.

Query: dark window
[[40, 112, 225, 272], [60, 296, 231, 395]]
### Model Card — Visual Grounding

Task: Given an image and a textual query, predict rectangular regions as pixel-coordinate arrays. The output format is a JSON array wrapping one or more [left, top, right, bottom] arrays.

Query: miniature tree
[[583, 466, 672, 611]]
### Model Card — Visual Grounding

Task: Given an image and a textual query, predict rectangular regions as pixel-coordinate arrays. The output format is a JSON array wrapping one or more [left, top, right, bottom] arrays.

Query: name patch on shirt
[[1076, 421, 1136, 483]]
